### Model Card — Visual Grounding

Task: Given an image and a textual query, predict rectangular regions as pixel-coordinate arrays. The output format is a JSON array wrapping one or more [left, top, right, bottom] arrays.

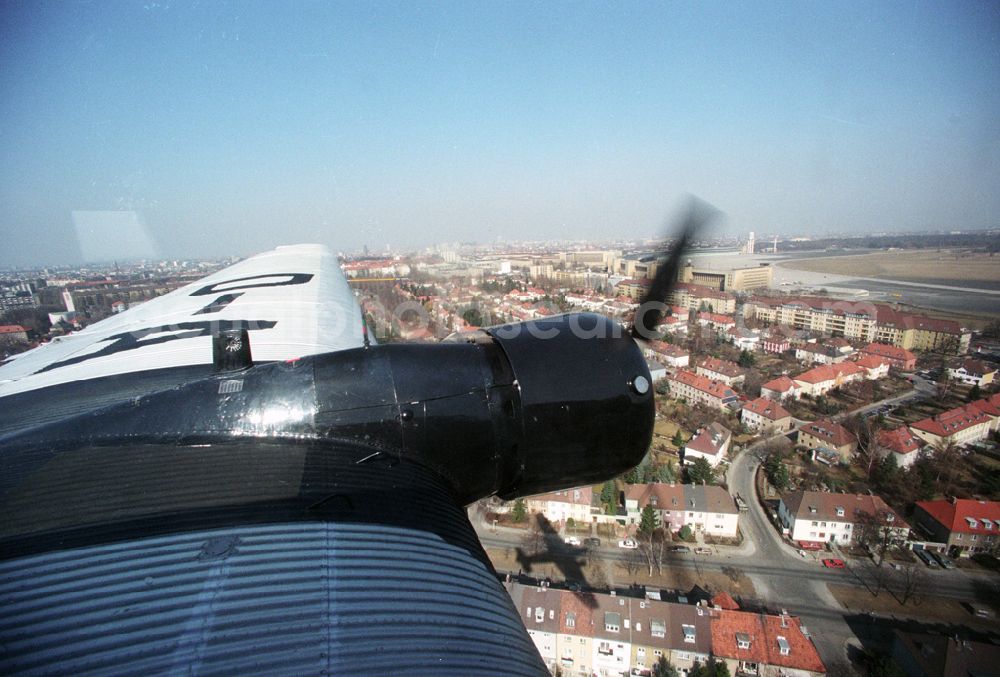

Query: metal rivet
[[632, 375, 650, 395]]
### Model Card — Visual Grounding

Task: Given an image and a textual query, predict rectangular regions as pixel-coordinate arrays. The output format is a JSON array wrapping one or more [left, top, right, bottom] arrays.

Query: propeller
[[630, 196, 721, 340]]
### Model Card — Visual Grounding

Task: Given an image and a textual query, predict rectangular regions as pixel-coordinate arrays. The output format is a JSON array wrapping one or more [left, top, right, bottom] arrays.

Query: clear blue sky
[[1, 1, 998, 266]]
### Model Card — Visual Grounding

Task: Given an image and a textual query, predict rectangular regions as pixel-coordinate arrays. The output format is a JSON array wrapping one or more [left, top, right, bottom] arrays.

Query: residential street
[[477, 378, 998, 673]]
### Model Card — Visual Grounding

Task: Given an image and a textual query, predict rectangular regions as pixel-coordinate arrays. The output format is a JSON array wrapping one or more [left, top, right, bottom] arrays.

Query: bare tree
[[892, 563, 926, 606], [521, 515, 547, 557], [620, 548, 644, 577]]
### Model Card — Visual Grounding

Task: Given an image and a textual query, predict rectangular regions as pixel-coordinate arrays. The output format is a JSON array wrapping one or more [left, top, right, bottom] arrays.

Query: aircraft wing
[[0, 246, 550, 674], [0, 239, 663, 676], [0, 244, 367, 401]]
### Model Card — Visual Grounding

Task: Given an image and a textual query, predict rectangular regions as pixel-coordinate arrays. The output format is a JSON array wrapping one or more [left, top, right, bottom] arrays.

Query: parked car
[[822, 558, 846, 569], [914, 548, 940, 568], [564, 536, 581, 546], [584, 537, 601, 548], [668, 545, 691, 553], [694, 547, 712, 555], [930, 551, 956, 569], [618, 539, 638, 549]]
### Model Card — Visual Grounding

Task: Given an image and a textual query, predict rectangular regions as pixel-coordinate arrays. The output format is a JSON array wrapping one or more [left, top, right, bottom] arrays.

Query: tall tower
[[772, 236, 778, 253], [743, 231, 755, 255]]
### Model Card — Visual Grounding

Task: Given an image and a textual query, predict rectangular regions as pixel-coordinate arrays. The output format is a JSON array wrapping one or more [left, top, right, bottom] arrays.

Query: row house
[[910, 404, 992, 448], [797, 419, 856, 462], [876, 426, 925, 469], [624, 483, 740, 538], [859, 342, 916, 370], [695, 356, 746, 386], [666, 370, 739, 411], [740, 397, 793, 434], [760, 375, 801, 402], [524, 487, 596, 526], [712, 609, 827, 677], [507, 582, 825, 677], [912, 498, 1000, 557], [683, 422, 732, 468], [778, 490, 908, 546]]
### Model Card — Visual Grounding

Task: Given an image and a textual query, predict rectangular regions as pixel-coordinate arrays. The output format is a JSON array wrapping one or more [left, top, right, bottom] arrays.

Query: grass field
[[779, 249, 1000, 285]]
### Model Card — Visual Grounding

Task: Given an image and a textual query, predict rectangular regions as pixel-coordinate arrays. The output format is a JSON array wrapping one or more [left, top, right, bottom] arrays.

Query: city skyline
[[2, 2, 998, 267]]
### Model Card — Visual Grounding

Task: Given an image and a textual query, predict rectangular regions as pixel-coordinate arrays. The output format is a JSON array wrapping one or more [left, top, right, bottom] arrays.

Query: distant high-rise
[[741, 231, 755, 255], [772, 236, 778, 253]]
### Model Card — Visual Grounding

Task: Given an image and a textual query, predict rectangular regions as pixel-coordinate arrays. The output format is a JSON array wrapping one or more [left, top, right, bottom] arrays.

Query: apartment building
[[912, 498, 1000, 557], [876, 426, 925, 469], [666, 370, 739, 410], [745, 296, 969, 353], [860, 343, 916, 370], [797, 419, 857, 461], [669, 283, 737, 314], [505, 581, 825, 676], [778, 491, 908, 545], [741, 397, 793, 434], [624, 483, 740, 538], [792, 362, 864, 398], [760, 375, 801, 402], [525, 487, 596, 525], [910, 404, 992, 448], [695, 356, 746, 386]]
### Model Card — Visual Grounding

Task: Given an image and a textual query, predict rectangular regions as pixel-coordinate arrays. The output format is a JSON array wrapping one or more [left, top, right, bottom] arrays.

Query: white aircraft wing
[[0, 244, 367, 399]]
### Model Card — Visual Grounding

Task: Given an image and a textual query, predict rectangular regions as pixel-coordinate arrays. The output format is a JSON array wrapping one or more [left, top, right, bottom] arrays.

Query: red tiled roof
[[916, 499, 1000, 535], [686, 422, 731, 456], [676, 282, 733, 300], [669, 370, 738, 401], [0, 325, 29, 334], [800, 419, 855, 448], [761, 375, 798, 393], [911, 404, 991, 438], [742, 397, 791, 421], [697, 356, 744, 378], [700, 312, 735, 325], [877, 427, 924, 455], [855, 354, 889, 370], [861, 343, 916, 363], [970, 394, 1000, 418], [711, 591, 740, 610], [783, 490, 907, 528], [794, 365, 838, 384]]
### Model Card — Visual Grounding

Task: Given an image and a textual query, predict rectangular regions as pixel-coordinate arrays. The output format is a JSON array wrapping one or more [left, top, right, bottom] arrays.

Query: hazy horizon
[[2, 2, 998, 267]]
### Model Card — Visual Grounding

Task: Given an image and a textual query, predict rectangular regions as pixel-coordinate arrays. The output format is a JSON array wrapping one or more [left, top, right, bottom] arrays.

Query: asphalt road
[[477, 376, 996, 673]]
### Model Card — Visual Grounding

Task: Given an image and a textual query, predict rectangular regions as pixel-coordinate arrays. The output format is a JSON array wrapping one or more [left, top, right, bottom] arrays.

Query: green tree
[[657, 461, 677, 483], [686, 457, 715, 485], [462, 307, 484, 327], [638, 504, 660, 537], [652, 655, 680, 677], [672, 430, 686, 448], [737, 349, 756, 368], [511, 499, 527, 523], [872, 453, 899, 494], [678, 525, 694, 541], [566, 517, 575, 529], [600, 481, 618, 515], [968, 383, 982, 402]]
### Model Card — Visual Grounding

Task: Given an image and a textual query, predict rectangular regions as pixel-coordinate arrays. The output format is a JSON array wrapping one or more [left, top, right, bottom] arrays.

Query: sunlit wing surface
[[0, 244, 366, 399]]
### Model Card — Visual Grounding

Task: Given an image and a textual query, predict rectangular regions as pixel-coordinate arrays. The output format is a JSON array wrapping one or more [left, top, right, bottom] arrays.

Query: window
[[811, 521, 818, 527], [777, 636, 790, 656], [957, 533, 963, 540], [566, 612, 576, 628], [534, 608, 544, 623], [598, 641, 612, 656], [682, 624, 696, 643], [605, 612, 621, 633], [623, 619, 630, 629], [654, 650, 662, 657], [651, 620, 666, 638], [736, 632, 751, 649], [526, 606, 532, 619]]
